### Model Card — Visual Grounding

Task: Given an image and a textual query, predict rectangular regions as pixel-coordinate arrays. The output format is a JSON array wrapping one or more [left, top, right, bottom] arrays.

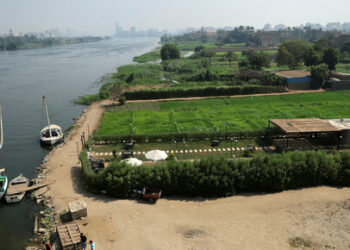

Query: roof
[[270, 118, 341, 133], [275, 70, 311, 79], [327, 119, 350, 130]]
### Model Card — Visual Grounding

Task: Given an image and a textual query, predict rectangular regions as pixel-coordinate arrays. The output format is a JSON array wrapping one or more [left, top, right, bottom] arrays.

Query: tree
[[238, 59, 249, 68], [126, 73, 134, 83], [322, 48, 339, 71], [200, 49, 215, 67], [276, 40, 308, 69], [225, 50, 236, 67], [109, 81, 125, 100], [313, 38, 328, 52], [248, 52, 270, 70], [303, 46, 322, 67], [160, 43, 180, 61], [194, 45, 204, 53], [341, 41, 350, 54], [311, 63, 329, 89]]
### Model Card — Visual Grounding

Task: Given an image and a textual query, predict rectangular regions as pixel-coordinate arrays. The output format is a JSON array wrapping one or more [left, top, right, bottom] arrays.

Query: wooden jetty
[[6, 182, 51, 195], [57, 223, 82, 249]]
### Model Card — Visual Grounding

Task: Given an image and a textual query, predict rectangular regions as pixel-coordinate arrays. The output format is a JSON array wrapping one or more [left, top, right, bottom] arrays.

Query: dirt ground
[[45, 96, 350, 250]]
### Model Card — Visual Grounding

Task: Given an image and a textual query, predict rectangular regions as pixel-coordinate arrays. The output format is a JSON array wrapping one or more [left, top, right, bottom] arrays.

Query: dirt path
[[45, 92, 350, 250]]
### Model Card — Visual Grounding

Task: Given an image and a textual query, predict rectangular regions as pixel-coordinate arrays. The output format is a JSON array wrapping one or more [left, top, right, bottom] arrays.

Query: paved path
[[90, 146, 276, 158]]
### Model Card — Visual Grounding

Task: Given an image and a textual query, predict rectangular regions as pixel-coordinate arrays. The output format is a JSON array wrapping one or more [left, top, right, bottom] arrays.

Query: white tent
[[122, 157, 143, 167], [144, 150, 168, 162]]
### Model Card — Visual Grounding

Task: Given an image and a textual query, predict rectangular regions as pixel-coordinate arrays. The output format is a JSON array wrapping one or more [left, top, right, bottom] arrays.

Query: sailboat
[[40, 96, 63, 146]]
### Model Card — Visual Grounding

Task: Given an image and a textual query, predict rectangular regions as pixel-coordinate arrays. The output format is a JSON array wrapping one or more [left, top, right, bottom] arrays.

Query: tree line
[[81, 150, 350, 198]]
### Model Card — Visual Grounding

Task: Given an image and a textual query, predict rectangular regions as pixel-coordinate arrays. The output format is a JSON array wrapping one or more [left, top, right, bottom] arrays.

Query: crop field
[[96, 91, 350, 137]]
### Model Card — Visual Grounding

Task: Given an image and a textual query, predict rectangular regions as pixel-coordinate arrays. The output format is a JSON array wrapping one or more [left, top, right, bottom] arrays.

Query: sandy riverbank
[[44, 98, 350, 250]]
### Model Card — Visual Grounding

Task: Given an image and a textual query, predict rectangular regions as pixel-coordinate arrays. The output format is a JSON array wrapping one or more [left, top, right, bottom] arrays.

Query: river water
[[0, 37, 159, 249]]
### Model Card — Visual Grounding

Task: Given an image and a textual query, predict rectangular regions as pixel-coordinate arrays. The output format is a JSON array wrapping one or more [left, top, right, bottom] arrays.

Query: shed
[[275, 70, 312, 90], [269, 118, 341, 134]]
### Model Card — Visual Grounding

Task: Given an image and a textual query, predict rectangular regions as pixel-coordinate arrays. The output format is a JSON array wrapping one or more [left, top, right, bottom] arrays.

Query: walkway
[[90, 146, 275, 158]]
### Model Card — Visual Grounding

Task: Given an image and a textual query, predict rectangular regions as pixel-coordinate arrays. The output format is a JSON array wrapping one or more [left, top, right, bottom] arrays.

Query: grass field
[[133, 50, 161, 63], [95, 91, 350, 137]]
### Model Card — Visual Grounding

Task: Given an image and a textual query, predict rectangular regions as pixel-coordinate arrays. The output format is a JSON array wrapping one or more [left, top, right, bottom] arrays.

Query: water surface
[[0, 37, 159, 249]]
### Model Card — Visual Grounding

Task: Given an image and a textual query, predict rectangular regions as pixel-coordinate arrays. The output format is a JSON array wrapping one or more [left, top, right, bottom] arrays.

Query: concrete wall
[[330, 81, 350, 90]]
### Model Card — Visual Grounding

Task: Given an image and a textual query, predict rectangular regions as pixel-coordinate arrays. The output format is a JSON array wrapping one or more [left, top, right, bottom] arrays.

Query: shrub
[[161, 43, 180, 61]]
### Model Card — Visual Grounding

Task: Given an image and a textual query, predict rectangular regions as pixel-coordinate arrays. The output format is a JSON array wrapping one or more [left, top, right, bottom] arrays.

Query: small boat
[[5, 174, 29, 203], [0, 168, 8, 199], [40, 96, 63, 146]]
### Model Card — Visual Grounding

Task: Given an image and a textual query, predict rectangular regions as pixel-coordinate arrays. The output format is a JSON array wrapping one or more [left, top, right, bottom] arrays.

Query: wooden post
[[76, 141, 80, 163]]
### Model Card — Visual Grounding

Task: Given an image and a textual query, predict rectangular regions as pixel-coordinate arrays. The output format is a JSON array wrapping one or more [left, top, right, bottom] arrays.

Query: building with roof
[[275, 70, 312, 90], [327, 72, 350, 90], [268, 118, 350, 149]]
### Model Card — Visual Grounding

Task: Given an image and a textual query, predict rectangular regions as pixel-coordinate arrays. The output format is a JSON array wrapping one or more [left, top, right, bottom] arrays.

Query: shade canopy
[[122, 158, 142, 167], [270, 118, 341, 134], [144, 150, 168, 162]]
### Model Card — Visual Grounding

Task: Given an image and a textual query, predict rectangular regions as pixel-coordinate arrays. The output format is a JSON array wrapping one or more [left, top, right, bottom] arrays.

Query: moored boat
[[40, 96, 63, 146], [0, 168, 8, 200], [5, 174, 29, 203]]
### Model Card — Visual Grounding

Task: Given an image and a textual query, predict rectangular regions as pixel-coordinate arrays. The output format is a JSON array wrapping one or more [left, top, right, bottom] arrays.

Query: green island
[[0, 35, 108, 51]]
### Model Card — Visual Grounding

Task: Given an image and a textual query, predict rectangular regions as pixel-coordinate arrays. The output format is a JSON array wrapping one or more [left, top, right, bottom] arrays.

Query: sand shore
[[44, 99, 350, 250]]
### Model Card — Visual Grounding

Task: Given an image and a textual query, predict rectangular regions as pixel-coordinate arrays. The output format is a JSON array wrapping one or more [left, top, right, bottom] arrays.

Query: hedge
[[93, 130, 270, 144], [80, 150, 350, 198], [124, 86, 285, 100]]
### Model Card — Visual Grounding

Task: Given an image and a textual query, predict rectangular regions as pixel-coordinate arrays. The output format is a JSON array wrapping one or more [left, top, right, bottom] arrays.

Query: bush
[[161, 43, 180, 61], [119, 95, 126, 105], [81, 151, 350, 198]]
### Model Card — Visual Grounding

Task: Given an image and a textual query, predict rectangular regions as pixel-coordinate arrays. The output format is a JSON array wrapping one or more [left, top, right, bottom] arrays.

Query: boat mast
[[0, 104, 3, 149], [43, 96, 52, 140]]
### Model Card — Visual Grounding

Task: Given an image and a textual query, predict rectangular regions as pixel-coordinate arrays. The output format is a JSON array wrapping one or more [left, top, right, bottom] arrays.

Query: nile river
[[0, 37, 159, 249]]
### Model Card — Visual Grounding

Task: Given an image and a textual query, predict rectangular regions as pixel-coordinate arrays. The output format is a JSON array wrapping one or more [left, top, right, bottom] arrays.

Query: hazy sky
[[1, 0, 349, 35]]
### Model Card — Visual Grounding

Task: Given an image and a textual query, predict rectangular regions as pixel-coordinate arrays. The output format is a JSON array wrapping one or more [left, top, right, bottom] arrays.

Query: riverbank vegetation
[[0, 35, 107, 51], [81, 150, 350, 198]]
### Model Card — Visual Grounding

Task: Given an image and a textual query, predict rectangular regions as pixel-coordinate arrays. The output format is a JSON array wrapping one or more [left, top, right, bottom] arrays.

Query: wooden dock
[[57, 223, 81, 249], [6, 182, 51, 195]]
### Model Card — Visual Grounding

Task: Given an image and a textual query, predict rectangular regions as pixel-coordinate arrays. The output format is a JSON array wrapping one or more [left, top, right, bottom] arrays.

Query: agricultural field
[[95, 91, 350, 137]]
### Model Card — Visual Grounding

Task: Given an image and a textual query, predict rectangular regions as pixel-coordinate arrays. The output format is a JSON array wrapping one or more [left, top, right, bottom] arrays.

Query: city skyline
[[1, 0, 350, 36]]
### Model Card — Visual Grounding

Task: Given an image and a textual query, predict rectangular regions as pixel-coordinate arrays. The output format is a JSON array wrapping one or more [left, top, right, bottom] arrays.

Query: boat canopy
[[40, 124, 62, 134]]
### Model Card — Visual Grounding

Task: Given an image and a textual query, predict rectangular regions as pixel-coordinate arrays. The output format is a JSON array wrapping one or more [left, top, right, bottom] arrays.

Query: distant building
[[275, 70, 312, 90]]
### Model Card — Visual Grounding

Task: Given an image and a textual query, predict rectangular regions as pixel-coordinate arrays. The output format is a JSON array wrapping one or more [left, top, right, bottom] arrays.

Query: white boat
[[0, 168, 8, 200], [40, 96, 63, 146], [5, 174, 29, 203]]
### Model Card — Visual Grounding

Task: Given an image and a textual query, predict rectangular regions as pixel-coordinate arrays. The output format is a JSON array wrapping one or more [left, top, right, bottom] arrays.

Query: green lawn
[[96, 91, 350, 137]]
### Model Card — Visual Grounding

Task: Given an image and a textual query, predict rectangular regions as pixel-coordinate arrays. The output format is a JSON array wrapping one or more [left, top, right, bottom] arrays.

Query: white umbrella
[[122, 158, 143, 167], [145, 150, 168, 162]]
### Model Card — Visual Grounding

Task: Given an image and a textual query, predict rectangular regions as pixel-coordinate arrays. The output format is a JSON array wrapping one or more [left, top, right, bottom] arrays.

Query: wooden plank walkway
[[57, 223, 81, 249], [6, 182, 51, 195]]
